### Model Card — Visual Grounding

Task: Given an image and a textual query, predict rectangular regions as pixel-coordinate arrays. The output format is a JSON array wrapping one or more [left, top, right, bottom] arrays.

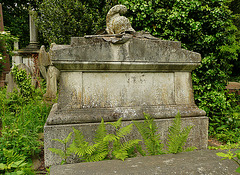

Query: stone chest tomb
[[44, 5, 208, 167]]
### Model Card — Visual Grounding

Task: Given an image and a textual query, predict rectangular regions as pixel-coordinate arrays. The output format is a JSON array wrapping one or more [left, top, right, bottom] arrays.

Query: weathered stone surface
[[47, 104, 205, 125], [12, 42, 23, 66], [5, 72, 19, 93], [44, 113, 208, 167], [43, 66, 60, 100], [106, 5, 135, 34], [50, 37, 201, 70], [47, 71, 204, 125], [50, 149, 238, 175], [38, 45, 51, 79]]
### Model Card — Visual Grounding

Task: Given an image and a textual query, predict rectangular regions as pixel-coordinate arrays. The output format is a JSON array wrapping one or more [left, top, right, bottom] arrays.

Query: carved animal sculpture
[[106, 5, 135, 34]]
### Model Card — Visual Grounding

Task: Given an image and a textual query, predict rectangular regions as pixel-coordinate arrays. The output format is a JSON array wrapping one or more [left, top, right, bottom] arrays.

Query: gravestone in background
[[17, 10, 39, 74], [44, 5, 208, 167], [0, 3, 11, 87]]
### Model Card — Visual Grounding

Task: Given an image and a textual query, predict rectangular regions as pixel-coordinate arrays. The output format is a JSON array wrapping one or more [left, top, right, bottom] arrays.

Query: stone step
[[50, 149, 239, 175]]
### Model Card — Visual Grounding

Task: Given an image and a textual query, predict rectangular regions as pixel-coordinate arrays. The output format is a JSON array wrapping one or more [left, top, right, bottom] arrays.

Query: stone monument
[[38, 45, 60, 100], [18, 10, 39, 73], [44, 5, 208, 167]]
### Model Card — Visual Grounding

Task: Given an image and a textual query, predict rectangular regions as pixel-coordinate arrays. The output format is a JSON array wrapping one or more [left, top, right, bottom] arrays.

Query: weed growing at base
[[50, 112, 197, 164], [0, 67, 52, 174]]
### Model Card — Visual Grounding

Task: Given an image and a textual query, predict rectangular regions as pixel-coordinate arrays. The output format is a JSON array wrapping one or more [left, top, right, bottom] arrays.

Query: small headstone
[[6, 63, 32, 94]]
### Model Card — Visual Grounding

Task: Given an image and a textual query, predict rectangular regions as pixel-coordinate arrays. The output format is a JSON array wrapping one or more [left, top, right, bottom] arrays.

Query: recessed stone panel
[[175, 72, 195, 105], [58, 72, 83, 110], [82, 72, 174, 108]]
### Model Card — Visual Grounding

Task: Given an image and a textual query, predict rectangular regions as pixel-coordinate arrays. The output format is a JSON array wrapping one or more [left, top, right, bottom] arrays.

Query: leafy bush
[[36, 0, 118, 45], [1, 0, 38, 48], [0, 31, 18, 73], [0, 68, 52, 167], [35, 0, 239, 143], [119, 0, 240, 142]]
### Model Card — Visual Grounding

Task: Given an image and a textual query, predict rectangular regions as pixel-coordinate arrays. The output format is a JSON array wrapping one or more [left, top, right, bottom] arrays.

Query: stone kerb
[[44, 35, 208, 167]]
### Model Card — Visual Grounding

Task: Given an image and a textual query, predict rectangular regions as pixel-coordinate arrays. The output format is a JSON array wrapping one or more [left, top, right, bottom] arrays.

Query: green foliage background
[[36, 0, 240, 142], [0, 67, 52, 172], [0, 0, 38, 48], [1, 0, 240, 142], [0, 31, 18, 73], [36, 0, 118, 45], [118, 0, 240, 141]]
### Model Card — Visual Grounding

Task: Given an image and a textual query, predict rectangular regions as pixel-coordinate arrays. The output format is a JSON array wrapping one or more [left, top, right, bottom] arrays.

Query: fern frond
[[133, 121, 149, 141], [145, 138, 164, 155], [94, 118, 107, 143], [184, 146, 197, 152], [52, 132, 72, 145], [48, 148, 65, 159], [85, 151, 108, 162], [95, 140, 109, 153], [68, 128, 90, 158], [167, 113, 193, 154], [84, 144, 99, 155], [134, 114, 163, 156], [112, 149, 128, 161], [116, 124, 133, 138], [72, 127, 85, 145], [121, 139, 141, 151], [135, 144, 146, 156], [168, 112, 181, 138], [52, 138, 65, 144], [107, 118, 122, 129], [68, 141, 88, 157], [65, 132, 73, 144], [103, 134, 118, 142]]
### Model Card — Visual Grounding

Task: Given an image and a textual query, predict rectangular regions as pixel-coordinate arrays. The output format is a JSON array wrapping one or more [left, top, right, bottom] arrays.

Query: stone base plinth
[[44, 108, 208, 167]]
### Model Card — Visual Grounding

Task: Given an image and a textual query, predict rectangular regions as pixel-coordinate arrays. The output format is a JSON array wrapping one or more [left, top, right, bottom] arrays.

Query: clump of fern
[[48, 132, 73, 164], [134, 112, 197, 155], [68, 118, 141, 162], [68, 119, 109, 162], [49, 113, 196, 164], [106, 118, 142, 160], [133, 113, 164, 156], [166, 112, 197, 153]]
